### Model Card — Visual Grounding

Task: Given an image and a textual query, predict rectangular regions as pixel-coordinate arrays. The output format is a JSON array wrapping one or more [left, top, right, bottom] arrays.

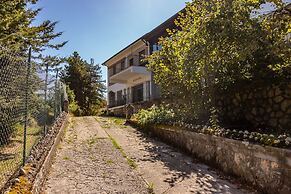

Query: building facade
[[103, 12, 179, 114]]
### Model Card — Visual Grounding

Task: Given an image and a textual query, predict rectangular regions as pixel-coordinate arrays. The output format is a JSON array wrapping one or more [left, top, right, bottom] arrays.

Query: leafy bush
[[66, 86, 81, 116], [147, 0, 290, 123], [133, 105, 175, 128], [132, 106, 291, 149]]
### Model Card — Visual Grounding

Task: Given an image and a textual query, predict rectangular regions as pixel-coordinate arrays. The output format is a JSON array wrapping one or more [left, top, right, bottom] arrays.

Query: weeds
[[106, 159, 114, 165], [147, 182, 155, 194], [108, 134, 137, 169], [63, 156, 70, 160]]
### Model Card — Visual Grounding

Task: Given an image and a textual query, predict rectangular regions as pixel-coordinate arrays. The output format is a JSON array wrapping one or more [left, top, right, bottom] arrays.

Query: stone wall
[[148, 125, 291, 194], [4, 113, 68, 194], [217, 84, 291, 130]]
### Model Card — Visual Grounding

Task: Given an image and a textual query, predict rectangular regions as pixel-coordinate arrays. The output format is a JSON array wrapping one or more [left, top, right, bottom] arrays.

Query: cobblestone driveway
[[44, 116, 254, 194]]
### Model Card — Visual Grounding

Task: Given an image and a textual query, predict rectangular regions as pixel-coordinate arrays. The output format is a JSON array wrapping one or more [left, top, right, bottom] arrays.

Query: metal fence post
[[44, 63, 49, 135], [54, 69, 59, 119], [22, 47, 32, 166]]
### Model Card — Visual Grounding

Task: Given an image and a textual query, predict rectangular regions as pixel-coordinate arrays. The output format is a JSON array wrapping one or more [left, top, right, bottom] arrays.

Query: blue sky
[[34, 0, 189, 80], [34, 0, 290, 81]]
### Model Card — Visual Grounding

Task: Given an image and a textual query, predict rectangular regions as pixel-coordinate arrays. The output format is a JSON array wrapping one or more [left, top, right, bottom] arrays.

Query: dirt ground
[[44, 116, 254, 194]]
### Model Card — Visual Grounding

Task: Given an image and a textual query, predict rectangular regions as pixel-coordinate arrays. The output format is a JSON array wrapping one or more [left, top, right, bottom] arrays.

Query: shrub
[[66, 86, 81, 116], [147, 0, 290, 123], [132, 106, 291, 149], [133, 105, 175, 128]]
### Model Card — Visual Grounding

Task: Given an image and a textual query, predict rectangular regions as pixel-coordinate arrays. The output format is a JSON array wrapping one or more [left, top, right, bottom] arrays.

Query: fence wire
[[0, 47, 66, 190]]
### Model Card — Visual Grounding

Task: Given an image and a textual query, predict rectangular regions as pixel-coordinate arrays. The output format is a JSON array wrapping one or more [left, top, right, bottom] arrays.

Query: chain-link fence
[[0, 47, 67, 190]]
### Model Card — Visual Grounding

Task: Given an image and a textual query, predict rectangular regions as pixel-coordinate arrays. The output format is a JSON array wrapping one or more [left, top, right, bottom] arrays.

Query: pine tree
[[0, 0, 67, 54], [61, 52, 105, 116]]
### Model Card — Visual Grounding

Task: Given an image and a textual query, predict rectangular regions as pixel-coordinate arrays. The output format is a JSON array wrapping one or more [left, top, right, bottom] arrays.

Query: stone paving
[[44, 116, 254, 194], [44, 117, 147, 194]]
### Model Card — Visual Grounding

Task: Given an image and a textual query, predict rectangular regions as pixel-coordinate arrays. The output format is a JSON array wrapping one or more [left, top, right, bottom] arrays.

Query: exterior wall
[[146, 125, 291, 194], [107, 39, 156, 109], [105, 9, 178, 109], [108, 43, 149, 77], [217, 84, 291, 130], [106, 40, 146, 68]]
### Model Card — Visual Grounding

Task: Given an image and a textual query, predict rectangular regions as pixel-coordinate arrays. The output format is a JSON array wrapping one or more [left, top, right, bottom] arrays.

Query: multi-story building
[[103, 12, 179, 115]]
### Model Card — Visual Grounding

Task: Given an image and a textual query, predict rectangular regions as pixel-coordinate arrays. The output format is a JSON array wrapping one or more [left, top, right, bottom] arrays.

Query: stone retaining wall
[[217, 84, 291, 130], [4, 113, 68, 194], [32, 115, 68, 194], [149, 125, 291, 194]]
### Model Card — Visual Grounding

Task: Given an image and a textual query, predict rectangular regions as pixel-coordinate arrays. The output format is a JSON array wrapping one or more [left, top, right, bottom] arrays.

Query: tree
[[0, 0, 67, 54], [147, 0, 290, 123], [61, 52, 106, 116], [0, 0, 67, 144]]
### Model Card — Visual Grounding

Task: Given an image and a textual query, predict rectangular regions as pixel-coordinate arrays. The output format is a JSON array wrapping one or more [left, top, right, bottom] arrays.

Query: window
[[109, 67, 113, 76], [112, 65, 116, 75], [153, 44, 158, 52], [109, 92, 116, 107], [146, 81, 151, 101], [153, 44, 162, 52], [121, 60, 125, 70], [129, 58, 134, 66], [132, 84, 144, 103], [116, 90, 123, 106]]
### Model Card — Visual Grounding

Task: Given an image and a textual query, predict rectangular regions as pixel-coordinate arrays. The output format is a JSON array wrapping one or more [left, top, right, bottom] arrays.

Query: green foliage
[[61, 52, 106, 116], [133, 105, 175, 128], [133, 109, 291, 148], [147, 0, 291, 122], [0, 0, 67, 143], [66, 86, 81, 116], [0, 0, 67, 54]]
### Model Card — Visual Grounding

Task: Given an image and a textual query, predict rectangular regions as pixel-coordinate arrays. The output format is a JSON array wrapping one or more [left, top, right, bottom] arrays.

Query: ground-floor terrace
[[107, 65, 160, 115]]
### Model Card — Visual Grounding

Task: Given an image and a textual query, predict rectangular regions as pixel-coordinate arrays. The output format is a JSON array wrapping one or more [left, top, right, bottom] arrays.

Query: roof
[[102, 10, 182, 66]]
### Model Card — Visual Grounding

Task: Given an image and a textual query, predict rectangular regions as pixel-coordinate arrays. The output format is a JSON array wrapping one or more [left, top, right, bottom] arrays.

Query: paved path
[[44, 116, 254, 194], [44, 117, 148, 194]]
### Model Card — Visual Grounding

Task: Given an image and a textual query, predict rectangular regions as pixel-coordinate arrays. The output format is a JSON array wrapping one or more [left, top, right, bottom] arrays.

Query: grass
[[63, 156, 70, 160], [147, 182, 155, 194], [87, 137, 98, 146], [0, 124, 42, 189], [109, 117, 126, 126], [95, 117, 137, 169], [65, 117, 78, 144], [107, 134, 137, 169], [97, 117, 127, 129], [106, 159, 114, 165], [95, 117, 111, 129]]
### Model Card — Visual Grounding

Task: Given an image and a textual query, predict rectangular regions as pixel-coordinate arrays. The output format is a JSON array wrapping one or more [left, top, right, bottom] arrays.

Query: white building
[[102, 12, 179, 114]]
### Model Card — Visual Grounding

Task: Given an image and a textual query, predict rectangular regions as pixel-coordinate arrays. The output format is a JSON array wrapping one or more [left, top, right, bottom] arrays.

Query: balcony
[[110, 66, 150, 84]]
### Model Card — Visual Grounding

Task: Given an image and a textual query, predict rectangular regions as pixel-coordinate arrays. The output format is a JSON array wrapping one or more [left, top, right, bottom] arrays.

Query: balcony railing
[[109, 61, 148, 78], [108, 99, 126, 108]]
